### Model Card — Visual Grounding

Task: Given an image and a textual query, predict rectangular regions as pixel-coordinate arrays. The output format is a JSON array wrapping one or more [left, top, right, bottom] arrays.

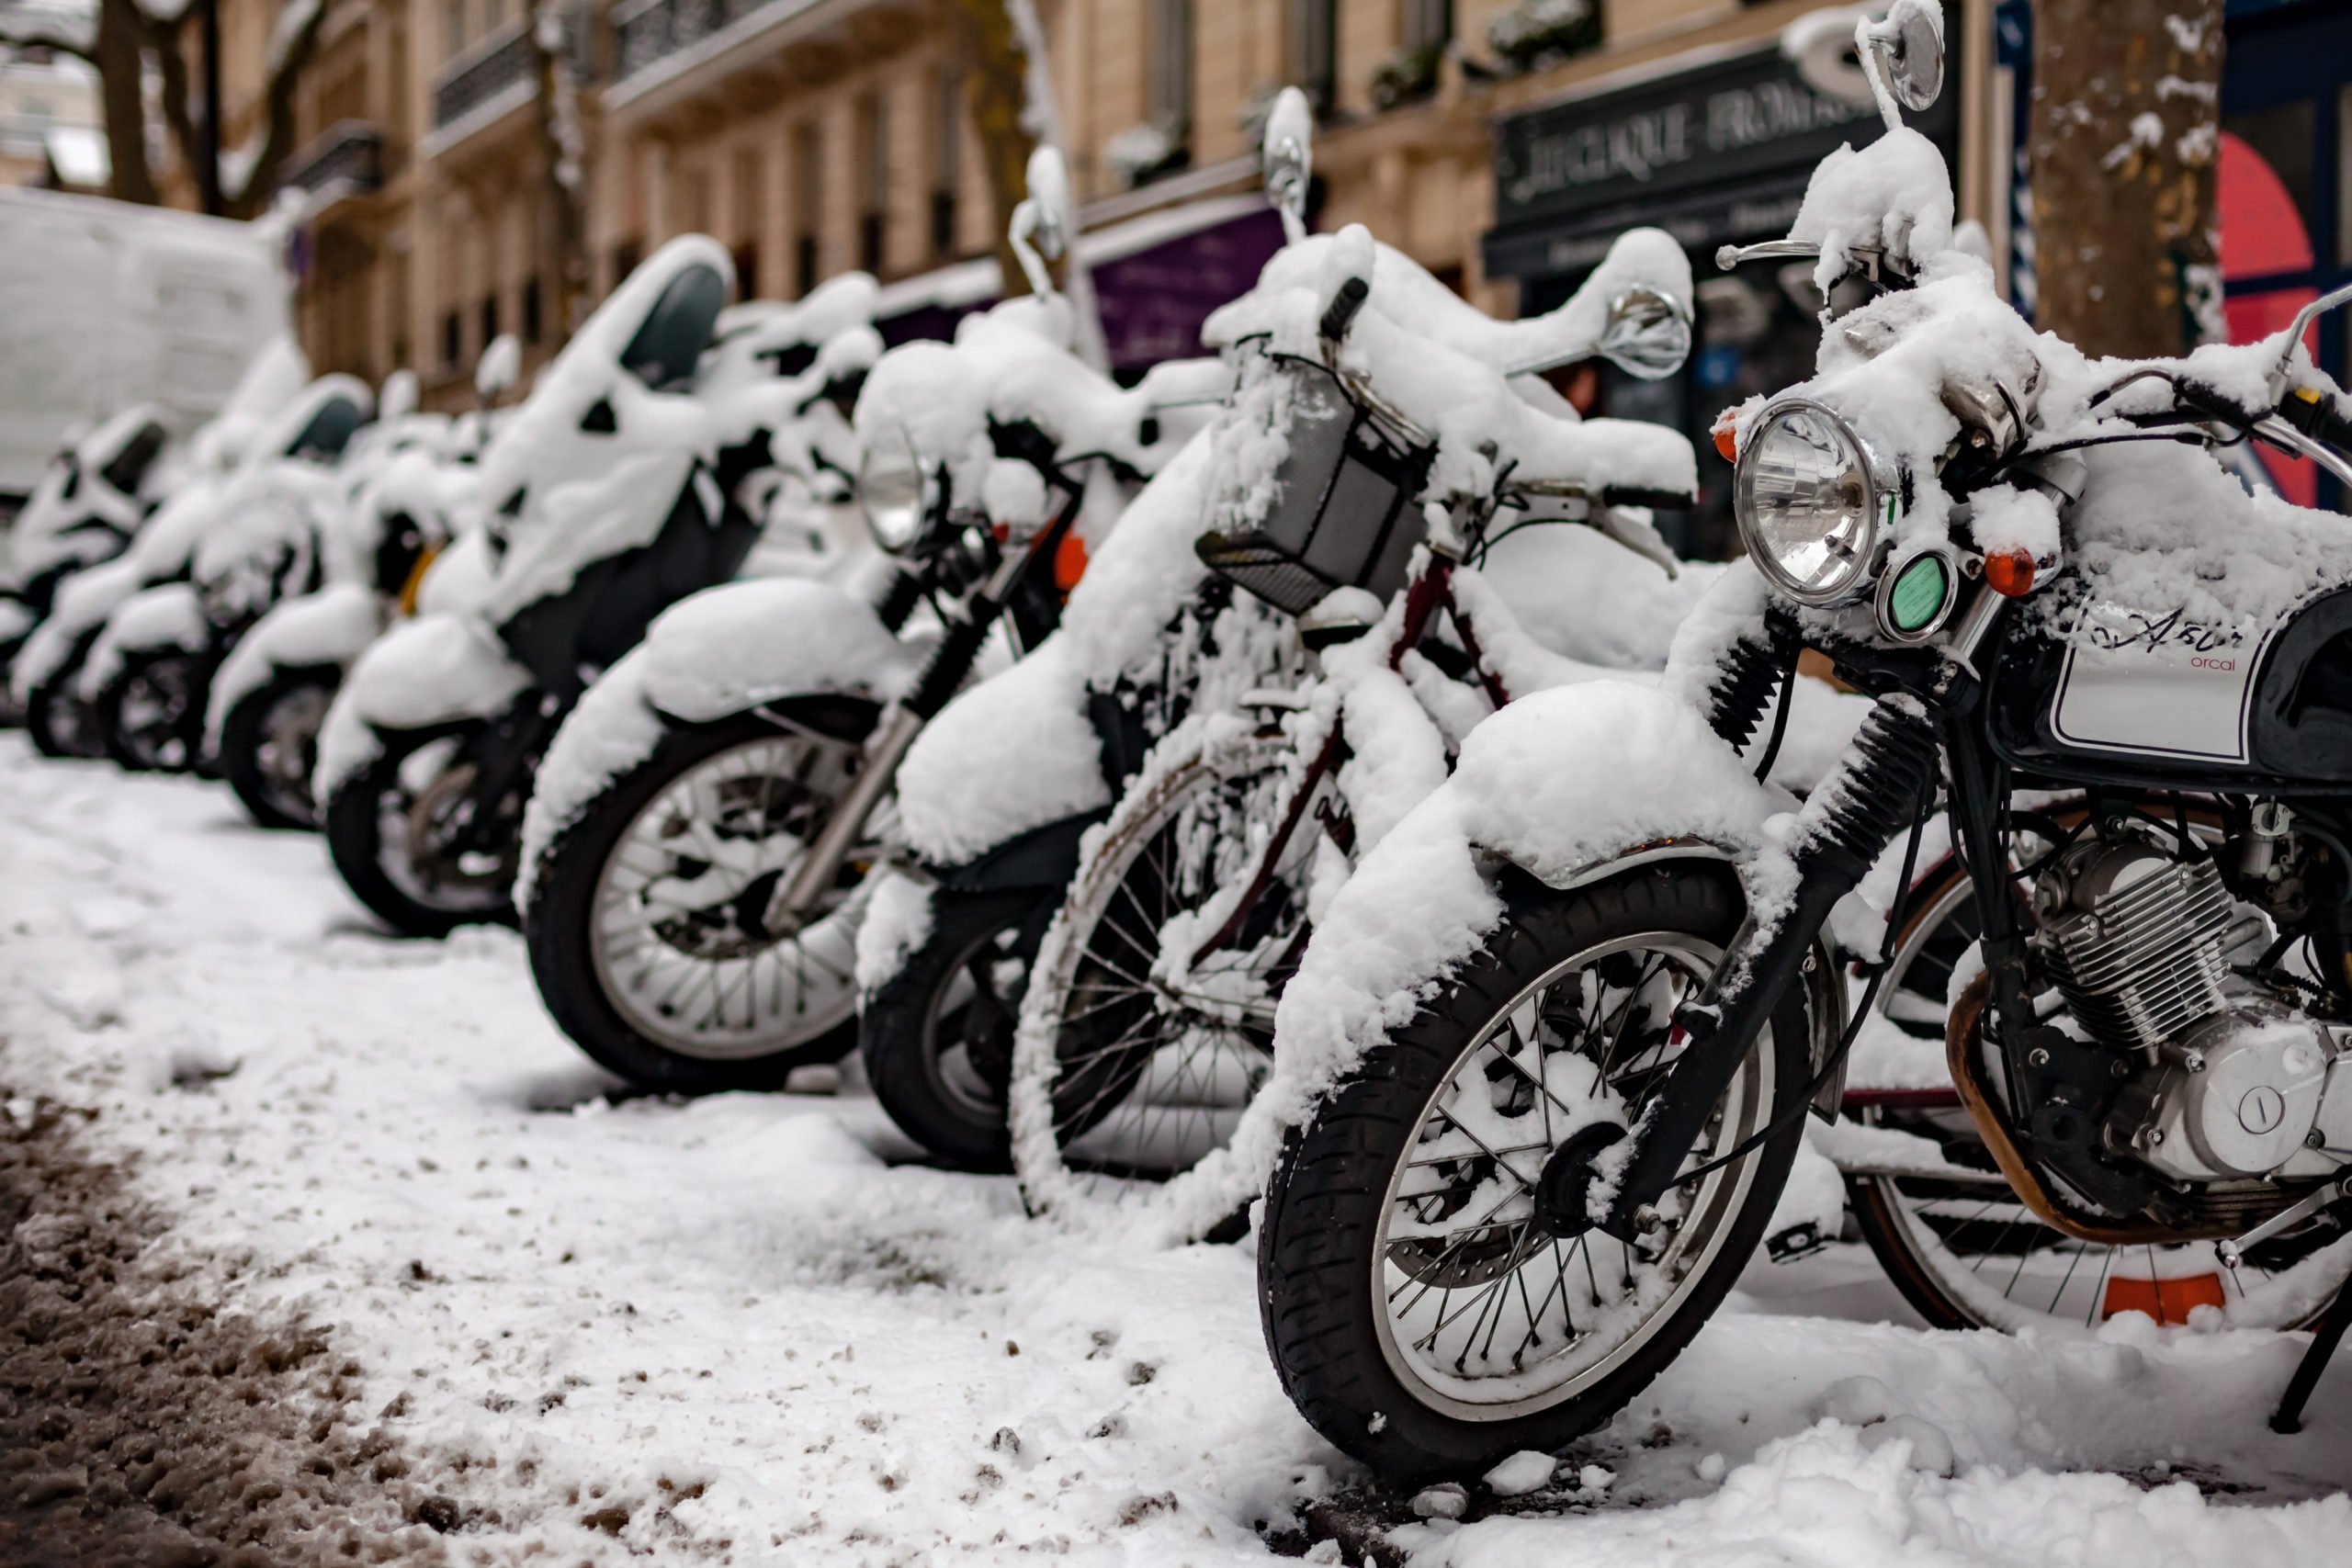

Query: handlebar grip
[[1598, 485, 1695, 511], [2280, 387, 2352, 454], [1319, 276, 1370, 342]]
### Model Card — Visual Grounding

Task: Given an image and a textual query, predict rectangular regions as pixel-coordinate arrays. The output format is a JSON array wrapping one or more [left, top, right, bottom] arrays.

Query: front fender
[[12, 558, 141, 701], [205, 583, 387, 751], [313, 613, 529, 804], [78, 582, 208, 701]]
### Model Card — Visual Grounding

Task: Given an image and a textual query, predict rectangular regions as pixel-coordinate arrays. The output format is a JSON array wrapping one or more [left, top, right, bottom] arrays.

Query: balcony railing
[[431, 14, 585, 131], [280, 120, 384, 196], [613, 0, 807, 85]]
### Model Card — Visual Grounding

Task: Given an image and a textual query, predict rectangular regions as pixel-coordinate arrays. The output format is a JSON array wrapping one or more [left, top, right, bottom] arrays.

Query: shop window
[[1287, 0, 1337, 114], [479, 294, 500, 356], [441, 309, 460, 369], [732, 147, 763, 293], [522, 276, 543, 345], [1148, 0, 1193, 142], [731, 242, 760, 299], [791, 121, 822, 295]]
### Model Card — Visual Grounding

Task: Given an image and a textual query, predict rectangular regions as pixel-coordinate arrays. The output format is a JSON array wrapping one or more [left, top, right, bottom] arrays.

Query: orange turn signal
[[1713, 422, 1739, 462], [1055, 531, 1089, 594], [1984, 547, 2037, 597]]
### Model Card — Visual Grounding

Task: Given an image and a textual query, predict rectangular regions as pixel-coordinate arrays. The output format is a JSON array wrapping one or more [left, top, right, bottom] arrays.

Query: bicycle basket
[[1195, 357, 1433, 618]]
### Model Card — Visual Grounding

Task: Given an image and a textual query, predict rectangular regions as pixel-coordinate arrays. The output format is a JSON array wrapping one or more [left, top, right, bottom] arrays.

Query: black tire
[[861, 886, 1058, 1168], [25, 669, 100, 760], [323, 723, 519, 938], [523, 704, 877, 1092], [1257, 863, 1813, 1481], [220, 665, 340, 830], [97, 647, 210, 773]]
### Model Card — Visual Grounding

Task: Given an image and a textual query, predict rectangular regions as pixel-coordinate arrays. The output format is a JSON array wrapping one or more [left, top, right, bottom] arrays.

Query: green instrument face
[[1888, 551, 1950, 634]]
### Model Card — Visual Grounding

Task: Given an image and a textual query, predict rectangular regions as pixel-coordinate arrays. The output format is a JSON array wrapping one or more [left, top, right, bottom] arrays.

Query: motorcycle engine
[[2027, 828, 2352, 1186]]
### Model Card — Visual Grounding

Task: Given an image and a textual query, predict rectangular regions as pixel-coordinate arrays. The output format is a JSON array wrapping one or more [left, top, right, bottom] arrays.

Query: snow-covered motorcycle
[[11, 365, 363, 761], [315, 240, 877, 936], [205, 371, 492, 827], [1252, 6, 2352, 1476], [0, 407, 173, 726], [856, 96, 1711, 1172], [516, 152, 1220, 1092]]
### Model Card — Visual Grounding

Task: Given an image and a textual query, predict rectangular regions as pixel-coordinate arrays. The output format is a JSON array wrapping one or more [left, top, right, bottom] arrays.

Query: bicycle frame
[[1187, 552, 1511, 965]]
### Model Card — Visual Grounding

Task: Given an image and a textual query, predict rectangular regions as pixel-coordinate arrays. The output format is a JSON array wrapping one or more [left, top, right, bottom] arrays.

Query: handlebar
[[1320, 276, 1370, 343]]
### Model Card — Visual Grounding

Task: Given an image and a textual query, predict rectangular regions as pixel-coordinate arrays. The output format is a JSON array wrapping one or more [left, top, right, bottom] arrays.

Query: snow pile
[[1787, 127, 1955, 292], [202, 581, 385, 749], [74, 581, 206, 699]]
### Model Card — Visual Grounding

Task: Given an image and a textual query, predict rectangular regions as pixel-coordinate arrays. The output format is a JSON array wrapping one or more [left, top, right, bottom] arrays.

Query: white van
[[0, 187, 290, 506]]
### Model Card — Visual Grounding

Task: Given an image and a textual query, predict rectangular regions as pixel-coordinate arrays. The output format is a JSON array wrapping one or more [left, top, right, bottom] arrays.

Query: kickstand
[[2272, 1276, 2352, 1435]]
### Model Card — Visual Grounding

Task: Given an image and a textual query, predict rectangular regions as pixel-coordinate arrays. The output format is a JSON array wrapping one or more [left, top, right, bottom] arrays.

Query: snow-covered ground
[[1, 732, 2347, 1565]]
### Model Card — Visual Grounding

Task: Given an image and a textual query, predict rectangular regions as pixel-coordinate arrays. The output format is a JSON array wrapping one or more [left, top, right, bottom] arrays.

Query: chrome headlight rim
[[856, 422, 935, 555], [1733, 396, 1891, 608]]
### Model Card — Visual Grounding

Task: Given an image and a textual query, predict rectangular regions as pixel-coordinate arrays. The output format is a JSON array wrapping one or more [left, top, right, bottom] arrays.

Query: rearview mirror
[[1261, 87, 1314, 244], [1596, 287, 1692, 381], [1860, 0, 1943, 120]]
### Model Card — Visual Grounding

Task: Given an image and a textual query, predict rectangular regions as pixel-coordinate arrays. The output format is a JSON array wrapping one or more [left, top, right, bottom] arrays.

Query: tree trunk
[[944, 0, 1037, 298], [220, 0, 329, 217], [93, 0, 157, 205], [2029, 0, 2225, 358], [531, 2, 592, 342]]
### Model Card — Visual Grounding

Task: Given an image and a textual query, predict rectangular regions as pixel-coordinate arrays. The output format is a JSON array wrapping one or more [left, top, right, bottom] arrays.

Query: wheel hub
[[1532, 1121, 1627, 1238]]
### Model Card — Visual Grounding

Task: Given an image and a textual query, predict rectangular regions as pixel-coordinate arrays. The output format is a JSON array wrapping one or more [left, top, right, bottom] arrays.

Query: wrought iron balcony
[[281, 120, 384, 196], [431, 15, 585, 131], [614, 0, 803, 85]]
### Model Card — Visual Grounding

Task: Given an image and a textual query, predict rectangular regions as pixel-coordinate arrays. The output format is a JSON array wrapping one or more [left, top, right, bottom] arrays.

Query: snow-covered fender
[[11, 556, 144, 702], [513, 577, 922, 911], [204, 581, 386, 752], [313, 612, 531, 806], [76, 581, 207, 701]]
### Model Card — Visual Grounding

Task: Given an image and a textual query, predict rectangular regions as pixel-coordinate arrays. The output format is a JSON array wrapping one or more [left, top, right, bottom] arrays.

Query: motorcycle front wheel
[[522, 702, 879, 1092], [1257, 862, 1811, 1480], [860, 886, 1058, 1168], [220, 665, 339, 830], [98, 647, 210, 773], [26, 671, 102, 760], [324, 723, 521, 936]]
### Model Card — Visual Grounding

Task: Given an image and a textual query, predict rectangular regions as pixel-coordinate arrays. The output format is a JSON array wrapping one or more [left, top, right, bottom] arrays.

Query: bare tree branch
[[223, 0, 328, 216]]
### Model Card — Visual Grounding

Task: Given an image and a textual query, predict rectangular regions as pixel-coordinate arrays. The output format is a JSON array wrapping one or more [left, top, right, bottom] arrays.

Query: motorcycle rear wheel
[[523, 702, 878, 1092], [1257, 862, 1811, 1480], [26, 671, 101, 760], [98, 648, 209, 773]]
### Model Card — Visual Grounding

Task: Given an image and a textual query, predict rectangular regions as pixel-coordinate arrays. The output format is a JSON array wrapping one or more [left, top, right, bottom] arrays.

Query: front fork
[[1596, 691, 1946, 1237]]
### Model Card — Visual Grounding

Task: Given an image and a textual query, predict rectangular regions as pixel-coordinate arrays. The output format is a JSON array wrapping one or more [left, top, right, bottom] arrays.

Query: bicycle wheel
[[1010, 720, 1329, 1235]]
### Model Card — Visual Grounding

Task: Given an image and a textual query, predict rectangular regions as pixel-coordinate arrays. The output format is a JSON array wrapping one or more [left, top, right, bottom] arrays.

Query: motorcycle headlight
[[857, 423, 933, 554], [1734, 400, 1884, 605]]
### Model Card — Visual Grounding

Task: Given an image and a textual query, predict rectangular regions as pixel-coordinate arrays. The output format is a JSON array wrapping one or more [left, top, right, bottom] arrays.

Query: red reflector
[[1713, 421, 1739, 462], [1055, 532, 1089, 593], [2102, 1272, 2226, 1325], [1984, 547, 2037, 597]]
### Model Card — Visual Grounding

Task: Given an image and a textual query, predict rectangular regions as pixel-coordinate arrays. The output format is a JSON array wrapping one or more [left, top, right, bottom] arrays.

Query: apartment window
[[857, 91, 888, 275], [791, 121, 822, 296], [441, 309, 460, 368], [1286, 0, 1337, 112], [1148, 0, 1193, 131], [522, 276, 543, 345], [1400, 0, 1450, 52], [479, 293, 500, 355], [731, 242, 760, 299], [932, 71, 962, 259]]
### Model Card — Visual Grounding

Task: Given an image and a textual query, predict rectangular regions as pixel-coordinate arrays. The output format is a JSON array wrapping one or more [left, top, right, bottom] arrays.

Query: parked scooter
[[516, 152, 1223, 1091], [1252, 4, 2352, 1476], [855, 93, 1708, 1170], [0, 407, 174, 726], [11, 363, 361, 761], [207, 356, 515, 829], [314, 239, 878, 936], [81, 378, 377, 773]]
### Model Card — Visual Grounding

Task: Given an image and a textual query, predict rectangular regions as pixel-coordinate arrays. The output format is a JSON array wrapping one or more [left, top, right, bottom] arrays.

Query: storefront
[[1486, 41, 1961, 558]]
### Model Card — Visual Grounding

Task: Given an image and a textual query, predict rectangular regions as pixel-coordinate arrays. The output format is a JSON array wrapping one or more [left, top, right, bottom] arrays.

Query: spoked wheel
[[1011, 725, 1325, 1233], [1846, 853, 2352, 1332], [1258, 864, 1812, 1479], [221, 667, 338, 830], [524, 704, 881, 1092], [100, 648, 209, 773], [861, 886, 1057, 1168], [324, 724, 520, 936]]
